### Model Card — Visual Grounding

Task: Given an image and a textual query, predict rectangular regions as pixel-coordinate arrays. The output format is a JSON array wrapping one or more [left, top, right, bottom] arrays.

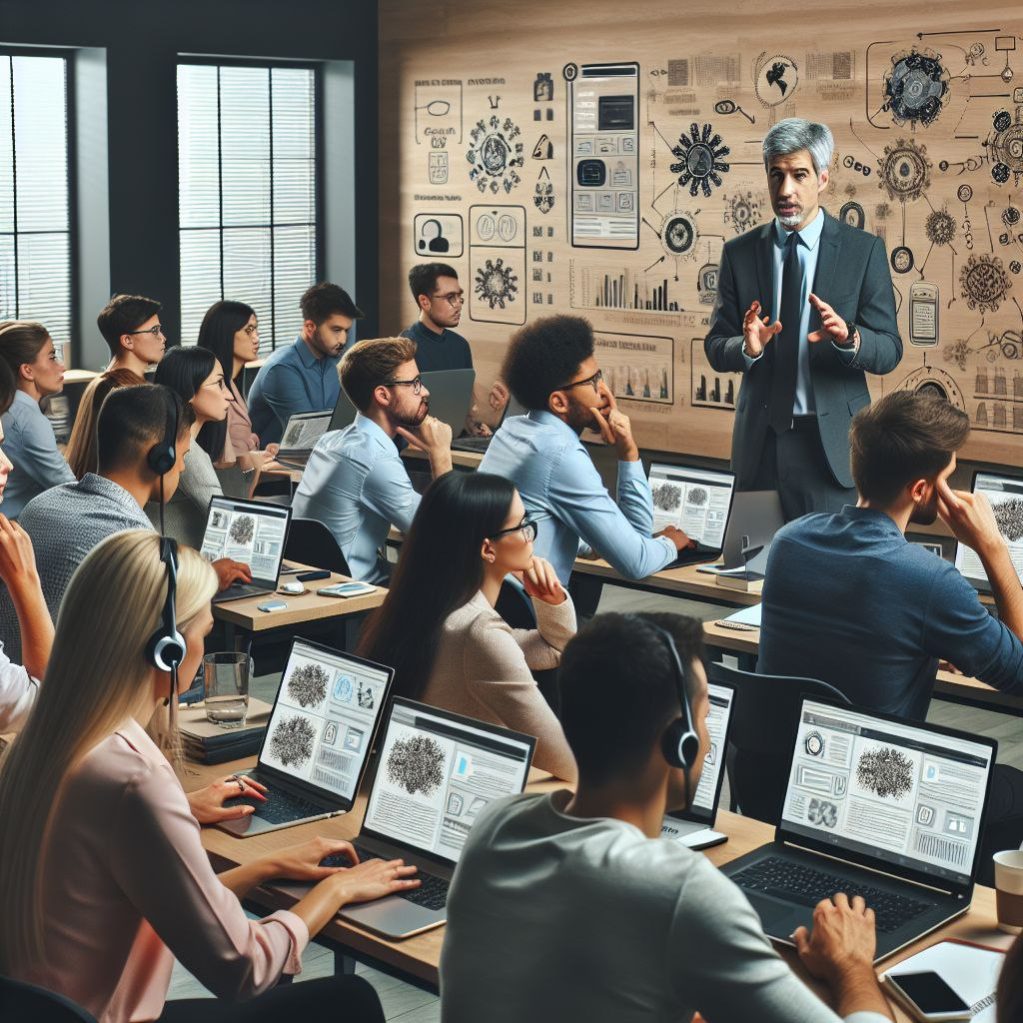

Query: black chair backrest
[[0, 976, 97, 1022], [284, 517, 351, 575]]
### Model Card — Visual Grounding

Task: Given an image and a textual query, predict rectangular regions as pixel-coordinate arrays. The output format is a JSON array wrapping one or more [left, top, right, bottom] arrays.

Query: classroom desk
[[182, 757, 1011, 1016]]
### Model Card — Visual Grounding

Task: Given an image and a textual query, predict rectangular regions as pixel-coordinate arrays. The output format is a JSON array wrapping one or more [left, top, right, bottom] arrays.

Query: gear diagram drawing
[[670, 123, 730, 198]]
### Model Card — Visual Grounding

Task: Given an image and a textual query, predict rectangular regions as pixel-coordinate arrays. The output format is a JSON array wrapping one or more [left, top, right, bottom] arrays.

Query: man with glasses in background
[[480, 314, 693, 593], [96, 294, 167, 382], [292, 337, 453, 584]]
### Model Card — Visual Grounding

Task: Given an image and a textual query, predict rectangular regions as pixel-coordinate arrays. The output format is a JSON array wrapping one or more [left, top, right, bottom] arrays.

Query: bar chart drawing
[[570, 261, 682, 313]]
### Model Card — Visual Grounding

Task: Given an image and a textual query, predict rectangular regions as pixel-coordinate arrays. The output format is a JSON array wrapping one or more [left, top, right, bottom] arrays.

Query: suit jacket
[[704, 211, 902, 489]]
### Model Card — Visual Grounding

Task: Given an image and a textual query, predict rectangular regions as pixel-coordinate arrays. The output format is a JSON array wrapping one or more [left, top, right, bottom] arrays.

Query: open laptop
[[339, 697, 536, 939], [200, 496, 292, 603], [648, 463, 736, 567], [451, 394, 528, 453], [330, 368, 477, 435], [954, 469, 1023, 594], [722, 697, 997, 961], [697, 488, 786, 574], [219, 639, 393, 836], [276, 410, 332, 466], [660, 681, 735, 849]]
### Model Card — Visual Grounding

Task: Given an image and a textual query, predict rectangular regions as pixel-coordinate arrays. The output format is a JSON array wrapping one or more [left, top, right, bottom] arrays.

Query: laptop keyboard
[[732, 856, 930, 933], [225, 780, 329, 824], [451, 436, 492, 453], [218, 581, 269, 601], [328, 844, 450, 912]]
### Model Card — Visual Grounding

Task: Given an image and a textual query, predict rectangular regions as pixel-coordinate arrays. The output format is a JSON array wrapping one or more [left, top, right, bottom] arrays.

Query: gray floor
[[169, 582, 1021, 1016]]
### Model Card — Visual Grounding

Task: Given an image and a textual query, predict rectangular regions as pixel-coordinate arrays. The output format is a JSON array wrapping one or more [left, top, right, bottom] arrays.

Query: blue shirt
[[1, 390, 75, 519], [400, 320, 473, 373], [291, 414, 420, 584], [759, 506, 1023, 719], [247, 336, 342, 446], [479, 410, 676, 584]]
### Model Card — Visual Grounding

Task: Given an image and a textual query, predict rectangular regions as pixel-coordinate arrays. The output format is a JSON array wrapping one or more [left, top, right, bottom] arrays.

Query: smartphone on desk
[[884, 971, 971, 1022], [317, 581, 376, 598]]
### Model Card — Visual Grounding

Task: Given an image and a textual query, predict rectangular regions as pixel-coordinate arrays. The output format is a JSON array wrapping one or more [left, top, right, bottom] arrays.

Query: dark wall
[[0, 0, 379, 346]]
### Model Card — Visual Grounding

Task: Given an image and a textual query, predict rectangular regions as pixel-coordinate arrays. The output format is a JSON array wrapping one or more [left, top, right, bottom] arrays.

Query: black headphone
[[147, 388, 178, 477], [647, 622, 700, 773]]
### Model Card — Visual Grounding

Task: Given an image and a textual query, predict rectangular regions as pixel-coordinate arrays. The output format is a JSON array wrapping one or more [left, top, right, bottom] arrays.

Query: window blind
[[178, 63, 318, 355]]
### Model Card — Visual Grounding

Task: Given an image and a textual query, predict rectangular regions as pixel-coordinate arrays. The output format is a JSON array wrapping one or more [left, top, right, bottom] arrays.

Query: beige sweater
[[422, 590, 578, 781]]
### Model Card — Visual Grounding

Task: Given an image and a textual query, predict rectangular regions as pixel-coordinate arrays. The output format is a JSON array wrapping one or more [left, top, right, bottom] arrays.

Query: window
[[178, 62, 319, 355], [0, 53, 72, 346]]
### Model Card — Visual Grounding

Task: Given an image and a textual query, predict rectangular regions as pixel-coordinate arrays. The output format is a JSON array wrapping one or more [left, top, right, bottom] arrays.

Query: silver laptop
[[660, 682, 735, 849], [451, 393, 528, 452], [277, 410, 332, 466], [954, 469, 1023, 594], [340, 698, 536, 939], [648, 463, 736, 567], [201, 495, 292, 604], [723, 697, 997, 961], [698, 488, 786, 574], [219, 639, 393, 836]]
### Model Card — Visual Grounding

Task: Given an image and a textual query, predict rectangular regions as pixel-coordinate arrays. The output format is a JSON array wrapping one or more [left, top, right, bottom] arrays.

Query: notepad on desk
[[716, 604, 762, 630]]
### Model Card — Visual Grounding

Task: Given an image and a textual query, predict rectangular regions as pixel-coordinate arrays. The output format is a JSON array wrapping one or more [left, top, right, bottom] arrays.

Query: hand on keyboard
[[791, 892, 877, 982], [332, 857, 421, 907]]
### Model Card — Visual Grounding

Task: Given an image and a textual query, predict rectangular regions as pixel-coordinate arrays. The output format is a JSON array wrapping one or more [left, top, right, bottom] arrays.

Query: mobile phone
[[910, 282, 939, 348], [885, 971, 971, 1021], [297, 570, 331, 582], [256, 599, 288, 612], [317, 582, 376, 598]]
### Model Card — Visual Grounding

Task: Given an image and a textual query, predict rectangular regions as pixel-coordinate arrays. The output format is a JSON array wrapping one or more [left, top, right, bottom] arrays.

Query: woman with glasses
[[359, 471, 578, 780], [0, 321, 75, 519]]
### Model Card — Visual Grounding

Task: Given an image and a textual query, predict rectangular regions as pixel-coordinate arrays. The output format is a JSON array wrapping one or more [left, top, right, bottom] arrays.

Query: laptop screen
[[648, 463, 736, 549], [781, 700, 995, 888], [280, 411, 332, 455], [954, 471, 1023, 589], [199, 496, 290, 588], [668, 682, 734, 825], [259, 640, 393, 804], [361, 698, 536, 866]]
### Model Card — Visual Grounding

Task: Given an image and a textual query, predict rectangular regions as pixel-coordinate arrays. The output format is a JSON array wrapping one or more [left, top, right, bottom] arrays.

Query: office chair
[[0, 976, 97, 1022], [708, 661, 850, 826], [283, 517, 351, 575]]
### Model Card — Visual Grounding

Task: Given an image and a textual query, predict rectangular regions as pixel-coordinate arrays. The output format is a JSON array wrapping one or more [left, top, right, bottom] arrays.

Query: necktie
[[768, 230, 803, 434]]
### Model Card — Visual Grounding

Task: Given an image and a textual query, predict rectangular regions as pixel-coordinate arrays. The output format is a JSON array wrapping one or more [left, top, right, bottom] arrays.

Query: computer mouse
[[281, 581, 305, 594]]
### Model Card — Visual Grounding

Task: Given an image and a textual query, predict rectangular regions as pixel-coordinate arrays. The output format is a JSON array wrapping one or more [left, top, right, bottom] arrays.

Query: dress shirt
[[479, 410, 676, 584], [0, 638, 36, 732], [0, 474, 152, 661], [292, 414, 419, 584], [247, 336, 342, 446], [400, 320, 473, 373], [441, 790, 890, 1023], [424, 590, 577, 779], [1, 389, 75, 518], [225, 379, 259, 456], [19, 717, 307, 1023]]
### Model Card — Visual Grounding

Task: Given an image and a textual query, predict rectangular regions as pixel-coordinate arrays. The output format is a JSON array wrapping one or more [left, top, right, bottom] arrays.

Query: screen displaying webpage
[[955, 472, 1023, 587], [688, 683, 734, 819], [363, 700, 533, 864], [260, 642, 390, 802], [200, 498, 288, 584], [781, 700, 993, 886], [280, 411, 332, 453], [648, 464, 734, 547]]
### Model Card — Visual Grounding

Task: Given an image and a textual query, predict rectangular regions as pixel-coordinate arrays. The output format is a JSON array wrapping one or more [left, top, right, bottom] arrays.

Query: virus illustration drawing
[[856, 746, 914, 800], [386, 733, 446, 796], [993, 497, 1023, 542], [724, 190, 762, 234], [986, 108, 1023, 187], [687, 486, 709, 507], [652, 482, 682, 513], [286, 663, 329, 709], [878, 137, 931, 203], [269, 715, 316, 769], [474, 257, 518, 309], [924, 209, 956, 246], [229, 515, 255, 545], [671, 123, 730, 198], [466, 114, 524, 195], [960, 254, 1011, 314], [882, 49, 950, 130]]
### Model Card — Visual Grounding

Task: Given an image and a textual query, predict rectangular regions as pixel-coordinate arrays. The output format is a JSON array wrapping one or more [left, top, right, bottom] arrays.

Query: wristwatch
[[837, 320, 858, 349]]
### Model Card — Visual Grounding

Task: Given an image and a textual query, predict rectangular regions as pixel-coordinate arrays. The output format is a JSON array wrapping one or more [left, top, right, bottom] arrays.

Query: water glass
[[204, 652, 251, 728]]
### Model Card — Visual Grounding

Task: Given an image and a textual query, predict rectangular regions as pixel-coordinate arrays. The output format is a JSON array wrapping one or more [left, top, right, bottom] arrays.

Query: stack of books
[[179, 698, 272, 765]]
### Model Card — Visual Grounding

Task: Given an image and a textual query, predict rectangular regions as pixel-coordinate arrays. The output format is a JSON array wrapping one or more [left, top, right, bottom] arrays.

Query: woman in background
[[65, 368, 147, 478]]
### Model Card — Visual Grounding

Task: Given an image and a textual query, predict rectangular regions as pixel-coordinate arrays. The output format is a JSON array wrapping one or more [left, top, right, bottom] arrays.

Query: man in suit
[[704, 118, 902, 520]]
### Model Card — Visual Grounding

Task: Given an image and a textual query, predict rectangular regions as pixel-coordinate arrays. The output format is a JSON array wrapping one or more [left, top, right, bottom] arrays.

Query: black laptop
[[722, 697, 997, 961], [648, 462, 737, 568], [451, 394, 527, 452]]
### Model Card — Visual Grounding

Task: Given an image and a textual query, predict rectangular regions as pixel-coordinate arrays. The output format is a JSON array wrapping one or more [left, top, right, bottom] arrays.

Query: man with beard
[[248, 282, 364, 446], [292, 337, 452, 583], [480, 314, 693, 587], [704, 118, 901, 521]]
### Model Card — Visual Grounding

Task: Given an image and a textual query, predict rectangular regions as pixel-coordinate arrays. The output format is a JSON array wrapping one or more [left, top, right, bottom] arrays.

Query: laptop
[[276, 410, 332, 466], [660, 681, 735, 849], [339, 697, 536, 939], [219, 639, 393, 836], [200, 495, 292, 603], [451, 394, 528, 453], [329, 369, 477, 435], [648, 463, 736, 567], [954, 469, 1023, 594], [698, 488, 786, 574], [722, 697, 997, 961]]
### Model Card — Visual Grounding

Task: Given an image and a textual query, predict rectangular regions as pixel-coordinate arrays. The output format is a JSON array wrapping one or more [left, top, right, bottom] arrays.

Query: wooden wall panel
[[380, 0, 1023, 466]]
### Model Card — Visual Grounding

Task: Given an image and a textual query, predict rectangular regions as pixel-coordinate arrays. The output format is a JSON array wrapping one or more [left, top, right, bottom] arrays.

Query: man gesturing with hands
[[706, 118, 902, 520]]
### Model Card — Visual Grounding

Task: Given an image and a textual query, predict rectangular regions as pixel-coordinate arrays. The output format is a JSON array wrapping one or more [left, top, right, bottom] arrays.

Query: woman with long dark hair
[[359, 472, 577, 779]]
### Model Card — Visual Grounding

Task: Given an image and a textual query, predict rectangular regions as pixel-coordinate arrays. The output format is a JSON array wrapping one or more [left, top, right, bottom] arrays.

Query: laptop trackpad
[[745, 891, 810, 937], [342, 895, 443, 939]]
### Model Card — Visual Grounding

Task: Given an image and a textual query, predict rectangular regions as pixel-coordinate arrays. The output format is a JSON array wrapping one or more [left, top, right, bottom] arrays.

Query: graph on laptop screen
[[362, 700, 534, 864], [260, 641, 390, 801], [782, 700, 994, 887], [648, 464, 735, 548], [199, 498, 288, 585], [955, 471, 1023, 588]]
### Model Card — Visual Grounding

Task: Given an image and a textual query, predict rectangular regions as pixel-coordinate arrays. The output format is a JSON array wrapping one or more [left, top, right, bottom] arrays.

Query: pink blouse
[[21, 718, 308, 1023], [227, 380, 260, 456]]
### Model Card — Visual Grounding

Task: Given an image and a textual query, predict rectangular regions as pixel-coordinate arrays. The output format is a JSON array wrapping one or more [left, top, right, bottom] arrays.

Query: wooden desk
[[182, 757, 1010, 1016], [573, 556, 761, 607], [401, 446, 483, 471]]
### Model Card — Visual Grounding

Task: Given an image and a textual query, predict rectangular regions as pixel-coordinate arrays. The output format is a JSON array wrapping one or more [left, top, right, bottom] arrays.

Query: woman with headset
[[0, 530, 417, 1021]]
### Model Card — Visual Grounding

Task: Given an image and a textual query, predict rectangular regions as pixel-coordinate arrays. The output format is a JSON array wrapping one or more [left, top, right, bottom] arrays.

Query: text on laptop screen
[[280, 412, 332, 454], [363, 700, 533, 865], [200, 498, 288, 586], [648, 464, 735, 548], [687, 683, 734, 820], [955, 472, 1023, 588], [782, 700, 994, 887], [261, 641, 391, 802]]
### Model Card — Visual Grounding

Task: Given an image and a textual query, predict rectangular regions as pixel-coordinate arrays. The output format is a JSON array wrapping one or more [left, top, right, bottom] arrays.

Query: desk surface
[[182, 756, 1012, 1013], [574, 555, 763, 606]]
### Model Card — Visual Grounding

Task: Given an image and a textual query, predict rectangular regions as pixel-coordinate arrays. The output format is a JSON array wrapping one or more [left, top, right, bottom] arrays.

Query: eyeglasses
[[557, 368, 604, 394], [432, 290, 465, 306], [47, 343, 67, 365], [243, 324, 259, 336], [383, 375, 423, 395], [127, 324, 166, 338], [489, 519, 538, 544]]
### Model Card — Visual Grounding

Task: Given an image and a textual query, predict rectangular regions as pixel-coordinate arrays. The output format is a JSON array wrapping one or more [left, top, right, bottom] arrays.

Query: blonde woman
[[0, 530, 417, 1022]]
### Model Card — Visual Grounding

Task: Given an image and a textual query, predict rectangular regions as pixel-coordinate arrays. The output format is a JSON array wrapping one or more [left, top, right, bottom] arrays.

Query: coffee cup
[[993, 848, 1023, 934]]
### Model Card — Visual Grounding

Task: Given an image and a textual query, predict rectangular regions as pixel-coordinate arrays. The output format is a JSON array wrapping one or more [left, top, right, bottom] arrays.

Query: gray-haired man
[[704, 118, 902, 520]]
